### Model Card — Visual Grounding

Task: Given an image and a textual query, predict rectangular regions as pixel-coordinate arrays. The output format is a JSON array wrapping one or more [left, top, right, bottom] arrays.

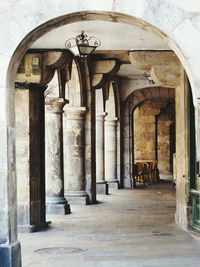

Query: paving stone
[[19, 180, 200, 267]]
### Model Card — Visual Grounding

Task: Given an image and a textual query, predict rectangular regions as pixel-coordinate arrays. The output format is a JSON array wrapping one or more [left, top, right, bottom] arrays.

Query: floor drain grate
[[34, 247, 87, 255]]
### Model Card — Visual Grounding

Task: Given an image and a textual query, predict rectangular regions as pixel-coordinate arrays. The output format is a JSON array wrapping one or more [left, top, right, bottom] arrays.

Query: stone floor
[[19, 180, 200, 267]]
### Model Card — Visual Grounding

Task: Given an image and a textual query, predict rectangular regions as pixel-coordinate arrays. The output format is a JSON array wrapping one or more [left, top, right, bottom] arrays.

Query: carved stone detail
[[90, 59, 121, 89], [129, 51, 182, 87]]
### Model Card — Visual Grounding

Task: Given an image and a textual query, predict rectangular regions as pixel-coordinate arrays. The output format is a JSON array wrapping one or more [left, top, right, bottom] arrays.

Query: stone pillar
[[175, 72, 189, 230], [105, 117, 119, 189], [15, 83, 49, 232], [96, 112, 108, 194], [121, 102, 133, 188], [0, 85, 21, 265], [64, 106, 89, 204], [45, 98, 70, 214]]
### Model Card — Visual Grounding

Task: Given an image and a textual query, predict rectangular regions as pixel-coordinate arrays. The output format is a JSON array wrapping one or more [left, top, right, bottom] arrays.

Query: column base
[[123, 178, 133, 189], [46, 196, 71, 215], [96, 182, 109, 195], [18, 221, 51, 233], [107, 180, 119, 190], [66, 196, 89, 205], [46, 203, 71, 215], [0, 241, 21, 267], [65, 191, 89, 205]]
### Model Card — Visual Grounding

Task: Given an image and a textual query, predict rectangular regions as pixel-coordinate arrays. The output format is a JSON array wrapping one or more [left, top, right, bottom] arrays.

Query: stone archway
[[122, 80, 192, 231], [1, 3, 200, 266], [122, 86, 175, 188]]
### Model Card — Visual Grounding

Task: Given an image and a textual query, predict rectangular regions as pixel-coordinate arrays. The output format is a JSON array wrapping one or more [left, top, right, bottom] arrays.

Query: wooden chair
[[134, 162, 148, 186], [143, 162, 150, 184], [149, 160, 158, 183]]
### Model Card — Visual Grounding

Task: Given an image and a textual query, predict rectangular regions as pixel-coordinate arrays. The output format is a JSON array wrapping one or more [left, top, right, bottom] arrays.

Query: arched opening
[[130, 87, 175, 186], [2, 8, 200, 267], [65, 60, 82, 107], [133, 99, 175, 181]]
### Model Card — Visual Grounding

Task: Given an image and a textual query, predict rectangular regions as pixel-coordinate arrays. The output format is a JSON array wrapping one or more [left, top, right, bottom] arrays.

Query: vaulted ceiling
[[31, 20, 171, 81], [31, 20, 169, 51]]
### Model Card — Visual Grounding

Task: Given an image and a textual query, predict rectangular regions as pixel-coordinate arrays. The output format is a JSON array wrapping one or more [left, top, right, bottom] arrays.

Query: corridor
[[19, 181, 200, 267]]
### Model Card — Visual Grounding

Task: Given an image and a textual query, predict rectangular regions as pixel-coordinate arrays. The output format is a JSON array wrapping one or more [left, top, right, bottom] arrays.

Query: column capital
[[64, 106, 87, 119], [96, 112, 108, 121], [45, 97, 68, 113], [105, 117, 118, 125], [64, 106, 87, 114]]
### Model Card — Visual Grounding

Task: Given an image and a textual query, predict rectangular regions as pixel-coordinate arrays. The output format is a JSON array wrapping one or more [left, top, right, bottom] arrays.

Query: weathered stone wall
[[157, 105, 175, 174], [15, 89, 30, 224], [134, 98, 175, 174], [157, 119, 173, 174], [134, 100, 161, 161], [175, 72, 189, 230], [15, 85, 47, 231]]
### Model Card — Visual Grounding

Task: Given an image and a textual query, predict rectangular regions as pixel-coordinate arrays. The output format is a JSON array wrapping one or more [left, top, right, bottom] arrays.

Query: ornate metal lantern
[[65, 31, 101, 59]]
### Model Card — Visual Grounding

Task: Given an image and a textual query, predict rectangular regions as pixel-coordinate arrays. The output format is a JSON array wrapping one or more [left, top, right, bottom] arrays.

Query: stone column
[[105, 117, 119, 189], [15, 83, 49, 232], [45, 98, 70, 214], [121, 102, 133, 188], [0, 84, 21, 265], [64, 106, 89, 204], [96, 112, 108, 194]]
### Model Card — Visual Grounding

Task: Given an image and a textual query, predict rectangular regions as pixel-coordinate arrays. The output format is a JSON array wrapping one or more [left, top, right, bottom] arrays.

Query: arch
[[122, 86, 175, 188], [105, 82, 117, 118], [4, 8, 199, 104], [46, 70, 60, 97], [127, 86, 175, 113], [65, 59, 82, 107], [1, 3, 200, 265], [4, 12, 200, 190], [95, 89, 104, 113], [111, 79, 121, 119]]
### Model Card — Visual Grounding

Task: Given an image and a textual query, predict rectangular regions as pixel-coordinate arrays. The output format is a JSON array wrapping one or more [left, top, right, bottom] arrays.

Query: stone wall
[[15, 89, 30, 225], [157, 105, 175, 174], [15, 85, 47, 230], [157, 119, 172, 174], [134, 100, 161, 161], [134, 99, 175, 175], [175, 72, 189, 230]]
